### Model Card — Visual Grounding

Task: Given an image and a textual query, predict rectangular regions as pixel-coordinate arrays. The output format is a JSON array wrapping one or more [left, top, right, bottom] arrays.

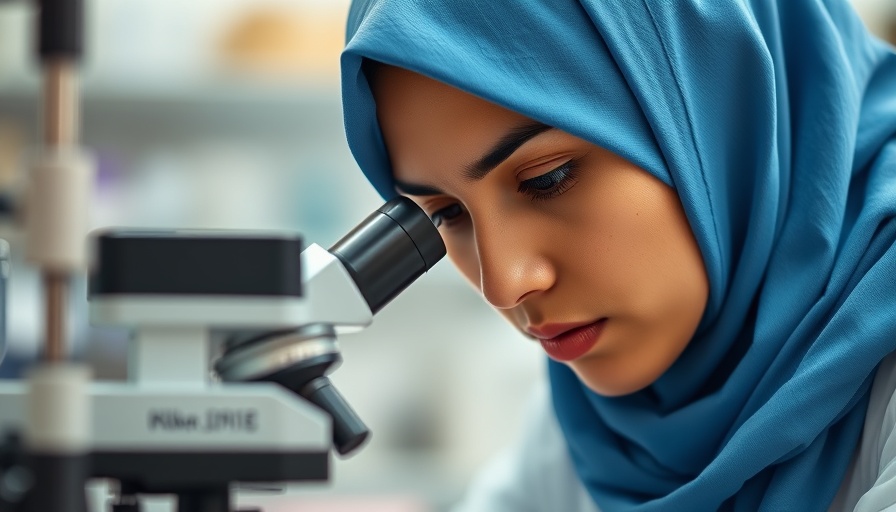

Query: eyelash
[[518, 159, 580, 201], [429, 159, 581, 228]]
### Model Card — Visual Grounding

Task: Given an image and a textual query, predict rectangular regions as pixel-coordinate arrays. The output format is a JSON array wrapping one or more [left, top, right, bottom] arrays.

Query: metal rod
[[43, 272, 68, 362], [41, 59, 78, 363], [43, 59, 79, 147]]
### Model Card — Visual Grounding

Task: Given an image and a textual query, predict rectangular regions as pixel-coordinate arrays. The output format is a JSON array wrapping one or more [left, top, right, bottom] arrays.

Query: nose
[[474, 215, 556, 309]]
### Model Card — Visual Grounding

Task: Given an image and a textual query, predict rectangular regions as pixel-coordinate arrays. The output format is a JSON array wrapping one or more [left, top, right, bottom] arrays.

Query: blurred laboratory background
[[0, 1, 894, 511]]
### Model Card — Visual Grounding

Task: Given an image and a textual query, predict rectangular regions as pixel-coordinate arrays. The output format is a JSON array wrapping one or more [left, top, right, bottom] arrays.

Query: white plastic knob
[[25, 363, 91, 453], [24, 148, 95, 271]]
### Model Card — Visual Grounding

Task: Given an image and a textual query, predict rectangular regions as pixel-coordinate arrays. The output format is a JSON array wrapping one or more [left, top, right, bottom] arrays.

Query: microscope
[[1, 197, 445, 512], [0, 0, 447, 511]]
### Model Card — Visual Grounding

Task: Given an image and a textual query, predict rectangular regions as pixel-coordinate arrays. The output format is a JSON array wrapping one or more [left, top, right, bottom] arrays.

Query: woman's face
[[371, 66, 709, 396]]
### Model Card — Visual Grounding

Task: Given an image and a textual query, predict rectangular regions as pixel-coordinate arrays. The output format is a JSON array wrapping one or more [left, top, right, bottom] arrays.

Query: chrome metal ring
[[213, 324, 339, 382]]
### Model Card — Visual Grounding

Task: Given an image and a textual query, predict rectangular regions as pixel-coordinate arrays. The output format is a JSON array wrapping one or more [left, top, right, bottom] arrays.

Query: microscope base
[[93, 450, 328, 492]]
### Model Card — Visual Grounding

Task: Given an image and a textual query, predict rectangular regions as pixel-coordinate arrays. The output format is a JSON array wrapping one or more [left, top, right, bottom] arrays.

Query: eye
[[518, 160, 581, 201], [430, 203, 466, 228]]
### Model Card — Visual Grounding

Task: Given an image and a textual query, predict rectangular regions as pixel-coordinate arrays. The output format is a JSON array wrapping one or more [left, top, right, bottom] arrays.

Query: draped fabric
[[341, 1, 896, 510]]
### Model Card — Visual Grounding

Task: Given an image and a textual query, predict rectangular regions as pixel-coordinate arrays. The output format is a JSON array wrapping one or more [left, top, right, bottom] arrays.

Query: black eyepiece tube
[[329, 197, 446, 314]]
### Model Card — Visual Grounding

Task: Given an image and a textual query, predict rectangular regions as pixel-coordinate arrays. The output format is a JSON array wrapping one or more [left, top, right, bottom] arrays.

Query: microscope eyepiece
[[329, 197, 445, 315], [374, 198, 445, 271]]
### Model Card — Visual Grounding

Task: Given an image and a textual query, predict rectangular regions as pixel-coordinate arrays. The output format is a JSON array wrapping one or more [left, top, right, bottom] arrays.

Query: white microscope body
[[0, 199, 446, 512]]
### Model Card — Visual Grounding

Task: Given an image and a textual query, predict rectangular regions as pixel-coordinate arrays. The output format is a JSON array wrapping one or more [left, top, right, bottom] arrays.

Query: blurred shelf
[[0, 75, 348, 151], [0, 76, 341, 111]]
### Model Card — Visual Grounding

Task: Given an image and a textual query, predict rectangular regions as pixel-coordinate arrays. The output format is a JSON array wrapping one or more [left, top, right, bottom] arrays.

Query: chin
[[569, 362, 656, 397]]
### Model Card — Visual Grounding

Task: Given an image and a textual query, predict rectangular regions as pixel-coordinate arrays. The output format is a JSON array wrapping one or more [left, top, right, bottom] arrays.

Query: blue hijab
[[341, 1, 896, 510]]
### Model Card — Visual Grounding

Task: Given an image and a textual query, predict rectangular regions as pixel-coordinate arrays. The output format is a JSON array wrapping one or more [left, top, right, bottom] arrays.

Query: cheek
[[444, 235, 481, 291], [557, 167, 708, 325], [621, 194, 705, 318], [599, 188, 707, 336]]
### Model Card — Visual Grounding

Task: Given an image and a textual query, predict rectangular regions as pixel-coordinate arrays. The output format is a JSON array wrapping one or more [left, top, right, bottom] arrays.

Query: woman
[[340, 1, 896, 511]]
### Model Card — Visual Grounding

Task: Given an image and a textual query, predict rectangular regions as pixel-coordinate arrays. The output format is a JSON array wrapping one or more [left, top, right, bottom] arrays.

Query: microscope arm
[[300, 243, 372, 330]]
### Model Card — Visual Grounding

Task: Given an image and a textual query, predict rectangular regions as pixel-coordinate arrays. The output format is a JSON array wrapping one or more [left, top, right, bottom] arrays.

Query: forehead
[[370, 66, 532, 186]]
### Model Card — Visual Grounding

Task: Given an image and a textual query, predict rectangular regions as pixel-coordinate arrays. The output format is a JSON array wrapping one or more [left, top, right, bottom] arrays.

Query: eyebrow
[[394, 121, 554, 196]]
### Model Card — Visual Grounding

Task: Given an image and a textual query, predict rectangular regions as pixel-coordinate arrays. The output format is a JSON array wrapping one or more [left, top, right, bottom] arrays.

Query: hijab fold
[[342, 1, 896, 510]]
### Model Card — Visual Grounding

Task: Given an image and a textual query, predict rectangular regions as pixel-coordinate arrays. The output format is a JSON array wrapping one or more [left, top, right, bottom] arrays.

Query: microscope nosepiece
[[329, 197, 445, 315]]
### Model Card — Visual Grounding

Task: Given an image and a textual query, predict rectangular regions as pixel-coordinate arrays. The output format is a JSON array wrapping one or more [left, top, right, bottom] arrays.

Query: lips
[[528, 319, 607, 361]]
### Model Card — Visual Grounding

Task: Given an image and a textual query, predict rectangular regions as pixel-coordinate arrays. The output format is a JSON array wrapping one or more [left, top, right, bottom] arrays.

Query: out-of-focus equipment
[[0, 198, 445, 512], [6, 0, 95, 511], [0, 1, 446, 511], [1, 197, 444, 512]]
